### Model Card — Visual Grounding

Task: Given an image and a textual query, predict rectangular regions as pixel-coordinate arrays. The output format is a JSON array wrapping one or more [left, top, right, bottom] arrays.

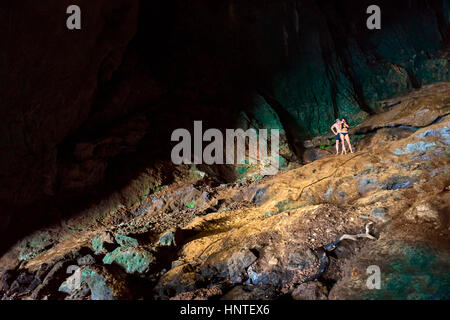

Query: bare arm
[[330, 124, 337, 135]]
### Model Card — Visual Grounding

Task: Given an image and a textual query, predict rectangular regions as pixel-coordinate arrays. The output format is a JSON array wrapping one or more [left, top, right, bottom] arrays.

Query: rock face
[[0, 1, 448, 257], [0, 1, 449, 301]]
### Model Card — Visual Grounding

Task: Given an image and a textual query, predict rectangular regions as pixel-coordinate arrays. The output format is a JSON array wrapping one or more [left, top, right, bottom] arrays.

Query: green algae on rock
[[158, 231, 176, 247], [114, 234, 139, 248], [102, 247, 155, 274], [364, 246, 450, 300], [18, 231, 53, 261], [91, 231, 115, 255]]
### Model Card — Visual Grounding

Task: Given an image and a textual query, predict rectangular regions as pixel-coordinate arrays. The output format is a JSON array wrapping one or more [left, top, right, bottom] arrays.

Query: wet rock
[[102, 247, 155, 274], [291, 281, 328, 300]]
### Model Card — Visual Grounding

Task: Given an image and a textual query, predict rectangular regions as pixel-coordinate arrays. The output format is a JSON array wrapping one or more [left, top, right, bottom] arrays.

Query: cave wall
[[0, 0, 449, 254], [225, 0, 450, 136]]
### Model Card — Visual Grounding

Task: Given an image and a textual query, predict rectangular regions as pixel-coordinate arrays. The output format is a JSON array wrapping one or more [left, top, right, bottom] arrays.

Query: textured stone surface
[[102, 247, 155, 274], [0, 1, 449, 301]]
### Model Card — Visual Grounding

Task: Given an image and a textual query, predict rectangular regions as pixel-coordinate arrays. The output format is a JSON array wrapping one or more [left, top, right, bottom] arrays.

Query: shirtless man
[[330, 119, 342, 155]]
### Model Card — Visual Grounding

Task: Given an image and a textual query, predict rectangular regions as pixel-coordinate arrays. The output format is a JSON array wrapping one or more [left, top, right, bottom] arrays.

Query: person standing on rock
[[330, 119, 343, 155], [339, 118, 353, 154]]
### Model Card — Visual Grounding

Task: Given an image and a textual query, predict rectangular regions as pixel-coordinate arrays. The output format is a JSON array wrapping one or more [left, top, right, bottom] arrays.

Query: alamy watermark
[[171, 121, 280, 175], [366, 265, 381, 290], [65, 5, 381, 31]]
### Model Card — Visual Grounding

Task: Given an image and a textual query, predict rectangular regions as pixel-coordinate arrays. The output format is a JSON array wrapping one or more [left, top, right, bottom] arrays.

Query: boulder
[[102, 247, 155, 274], [91, 231, 115, 255], [81, 266, 130, 300], [227, 250, 258, 283], [114, 234, 139, 248]]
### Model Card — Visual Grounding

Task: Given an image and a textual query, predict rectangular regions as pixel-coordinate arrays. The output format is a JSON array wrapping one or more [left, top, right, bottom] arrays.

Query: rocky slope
[[1, 83, 449, 300]]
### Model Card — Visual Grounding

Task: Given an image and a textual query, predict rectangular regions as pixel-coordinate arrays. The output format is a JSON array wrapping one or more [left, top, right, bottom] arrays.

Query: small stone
[[371, 208, 390, 222], [77, 254, 95, 266], [158, 231, 176, 247], [405, 201, 440, 226]]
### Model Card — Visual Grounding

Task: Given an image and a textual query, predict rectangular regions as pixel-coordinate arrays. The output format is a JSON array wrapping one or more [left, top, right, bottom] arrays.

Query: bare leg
[[345, 135, 354, 153], [335, 139, 340, 155], [340, 135, 347, 154]]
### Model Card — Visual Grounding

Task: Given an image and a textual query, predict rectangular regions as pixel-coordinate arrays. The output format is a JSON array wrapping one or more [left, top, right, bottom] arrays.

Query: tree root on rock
[[306, 223, 376, 283]]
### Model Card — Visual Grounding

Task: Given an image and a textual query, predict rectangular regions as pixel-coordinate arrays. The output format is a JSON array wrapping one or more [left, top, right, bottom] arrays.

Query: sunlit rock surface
[[1, 84, 448, 300]]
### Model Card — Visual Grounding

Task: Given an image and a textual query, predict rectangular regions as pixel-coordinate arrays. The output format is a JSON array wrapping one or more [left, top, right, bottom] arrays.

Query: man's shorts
[[335, 133, 341, 141]]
